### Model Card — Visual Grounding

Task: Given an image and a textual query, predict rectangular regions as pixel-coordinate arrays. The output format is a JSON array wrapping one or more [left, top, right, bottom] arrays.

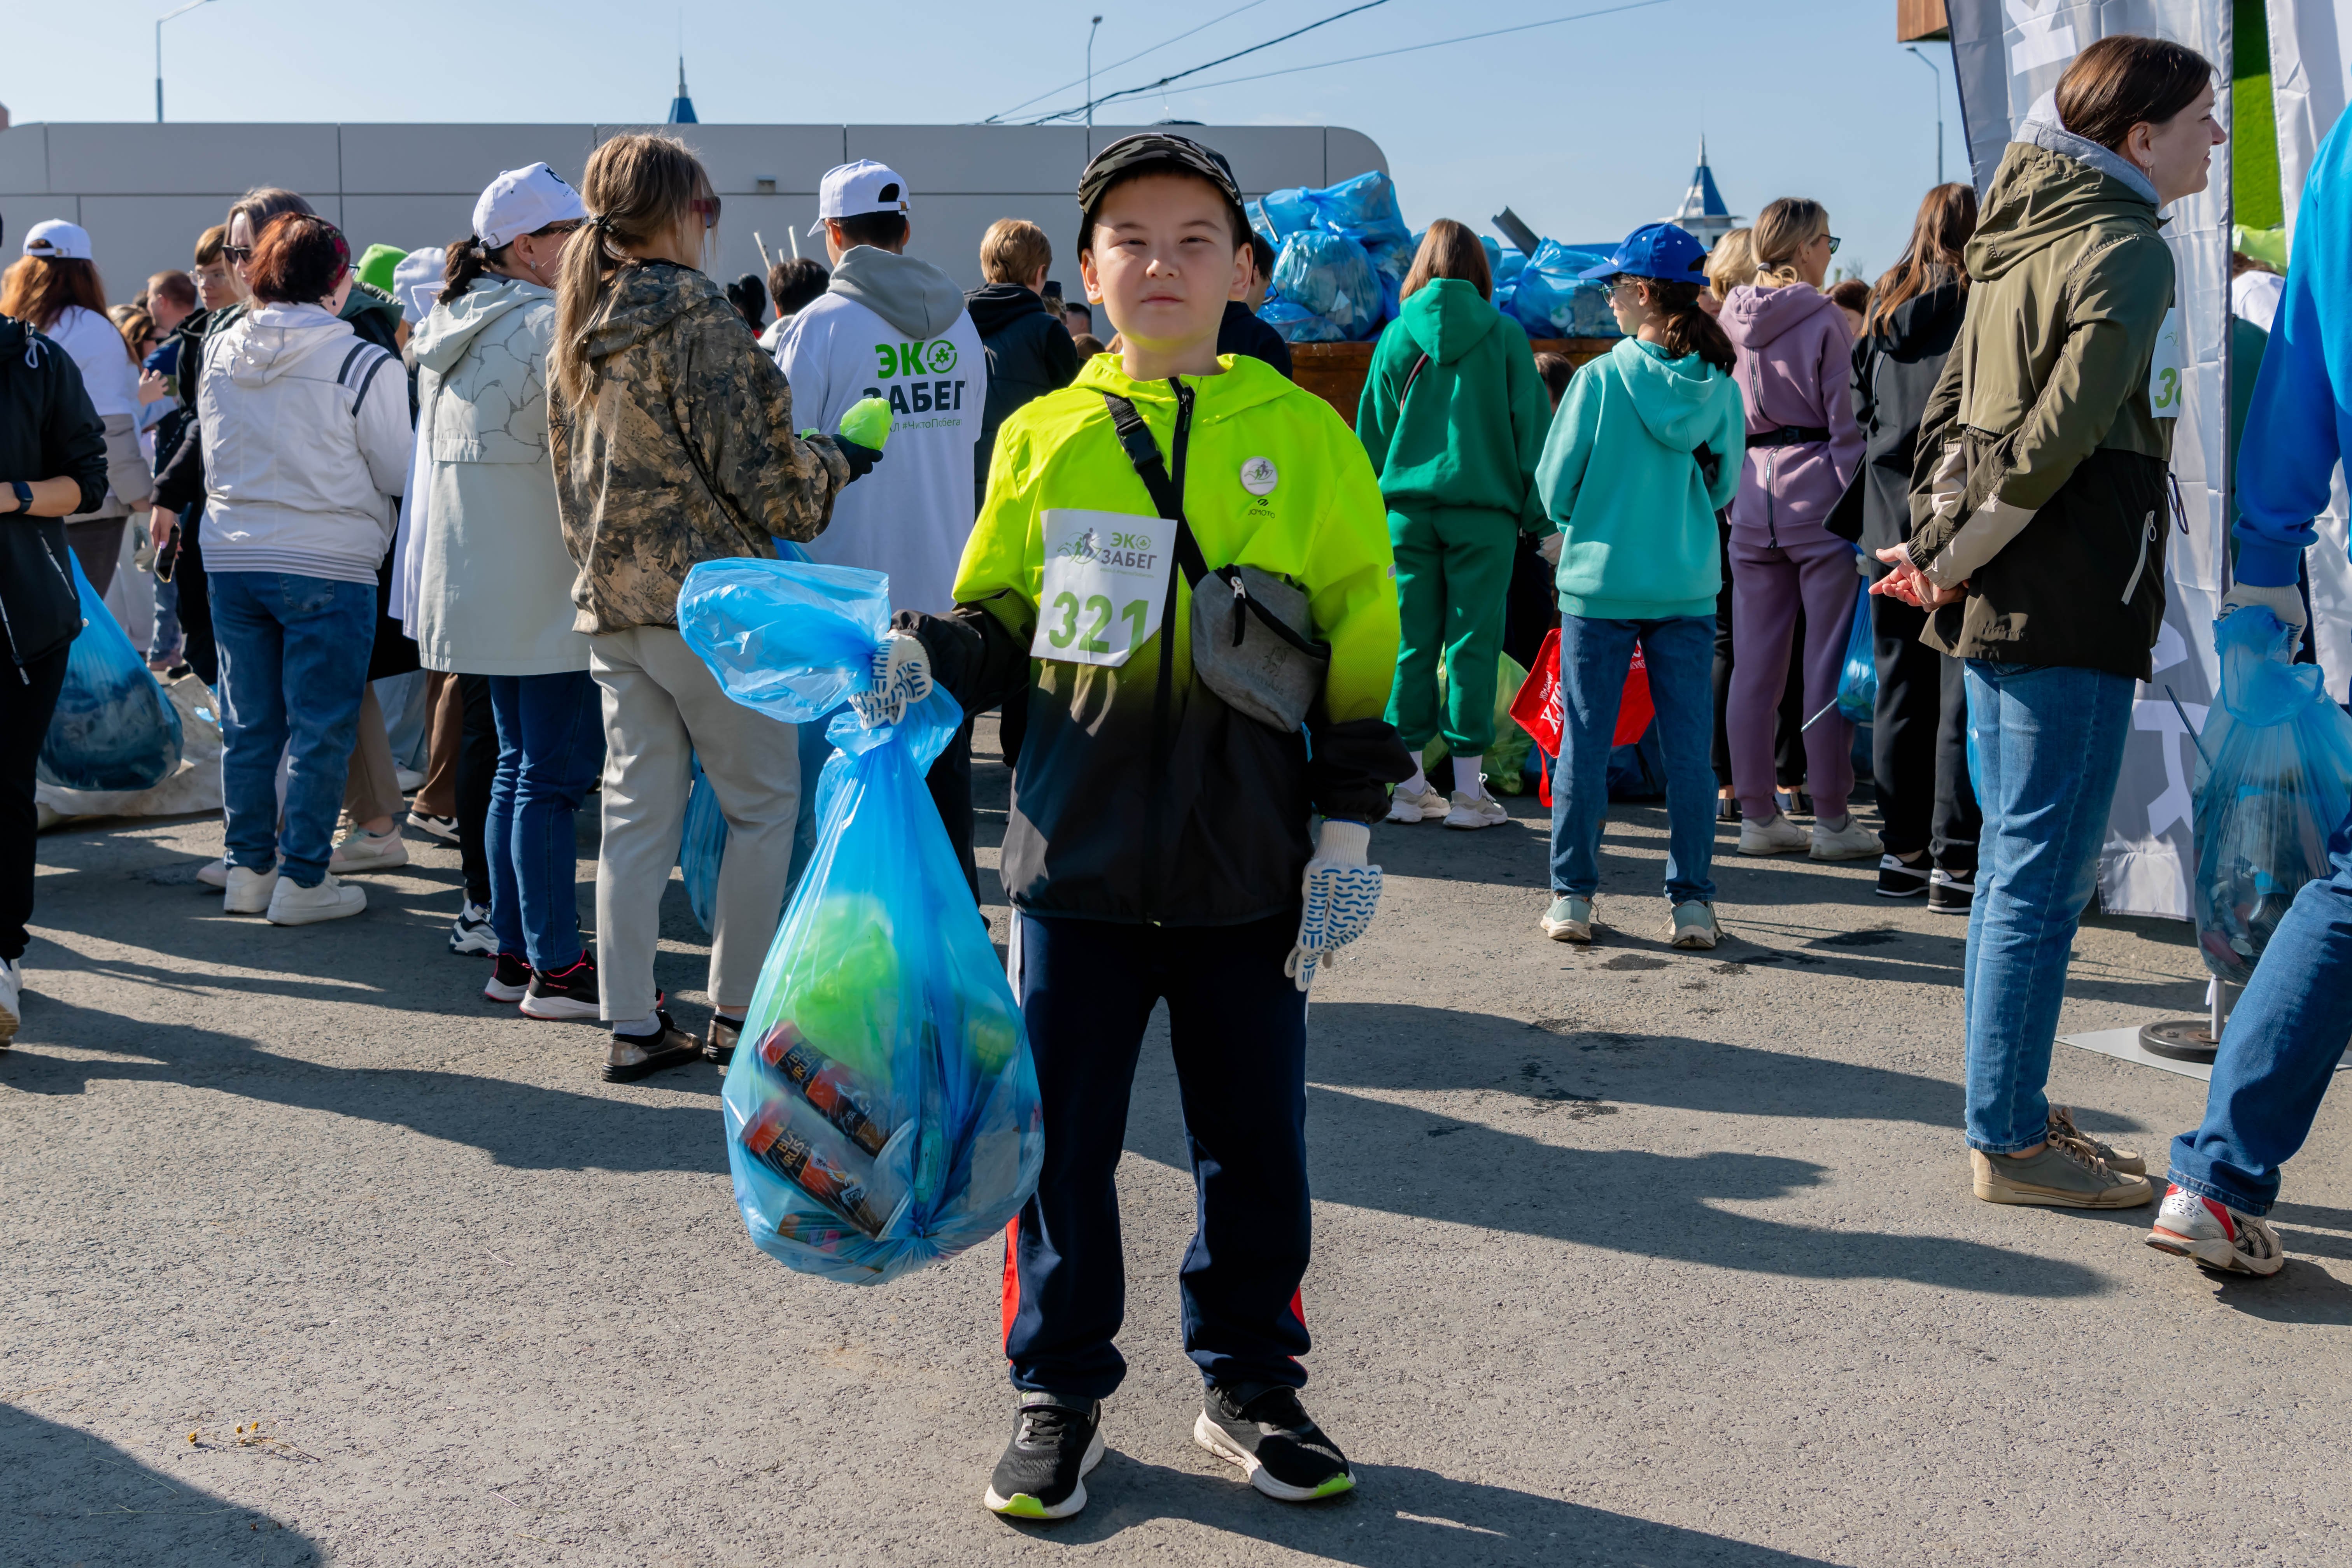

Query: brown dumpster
[[1290, 338, 1618, 429]]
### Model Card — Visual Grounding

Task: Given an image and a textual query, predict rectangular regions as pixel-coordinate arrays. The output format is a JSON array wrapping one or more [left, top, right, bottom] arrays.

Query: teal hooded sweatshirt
[[1356, 278, 1553, 529], [1536, 336, 1745, 620]]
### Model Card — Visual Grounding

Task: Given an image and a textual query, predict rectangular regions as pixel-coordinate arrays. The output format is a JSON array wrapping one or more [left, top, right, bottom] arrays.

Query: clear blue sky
[[4, 0, 1963, 286]]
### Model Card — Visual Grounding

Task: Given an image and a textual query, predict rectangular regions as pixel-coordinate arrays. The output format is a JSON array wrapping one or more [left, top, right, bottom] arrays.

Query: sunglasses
[[1825, 235, 1843, 255], [223, 245, 252, 263], [691, 196, 722, 230]]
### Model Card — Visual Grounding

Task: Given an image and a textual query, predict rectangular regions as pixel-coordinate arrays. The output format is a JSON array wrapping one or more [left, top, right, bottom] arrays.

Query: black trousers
[[170, 512, 217, 687], [1002, 910, 1312, 1401], [455, 673, 496, 906], [926, 713, 979, 902], [2, 645, 72, 962], [1870, 593, 1980, 869]]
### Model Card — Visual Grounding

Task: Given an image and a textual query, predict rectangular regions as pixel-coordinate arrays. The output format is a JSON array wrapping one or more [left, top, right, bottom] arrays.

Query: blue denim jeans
[[210, 571, 378, 888], [1961, 661, 2136, 1152], [487, 671, 604, 972], [1549, 612, 1717, 907], [2169, 801, 2352, 1213]]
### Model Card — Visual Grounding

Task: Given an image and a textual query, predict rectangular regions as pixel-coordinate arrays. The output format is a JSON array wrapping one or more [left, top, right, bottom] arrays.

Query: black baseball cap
[[1077, 133, 1249, 242]]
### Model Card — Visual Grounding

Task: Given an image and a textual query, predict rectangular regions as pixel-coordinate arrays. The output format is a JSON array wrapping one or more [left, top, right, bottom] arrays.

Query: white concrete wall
[[0, 121, 1388, 304]]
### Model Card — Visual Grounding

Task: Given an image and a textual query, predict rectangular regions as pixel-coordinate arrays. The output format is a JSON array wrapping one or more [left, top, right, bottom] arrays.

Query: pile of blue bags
[[1251, 171, 1414, 343], [1485, 235, 1622, 341]]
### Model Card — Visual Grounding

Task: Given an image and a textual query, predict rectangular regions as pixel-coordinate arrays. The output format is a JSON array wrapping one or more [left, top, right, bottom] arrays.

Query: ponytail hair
[[1751, 197, 1828, 288], [1637, 277, 1736, 377], [552, 132, 715, 410], [440, 233, 500, 305]]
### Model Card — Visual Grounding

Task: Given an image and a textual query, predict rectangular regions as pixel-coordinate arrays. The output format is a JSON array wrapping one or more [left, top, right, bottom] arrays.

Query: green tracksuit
[[1357, 278, 1552, 755]]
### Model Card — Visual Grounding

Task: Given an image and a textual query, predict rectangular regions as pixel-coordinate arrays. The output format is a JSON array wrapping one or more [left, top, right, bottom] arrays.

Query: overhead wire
[[984, 0, 1280, 123], [1020, 0, 1396, 124]]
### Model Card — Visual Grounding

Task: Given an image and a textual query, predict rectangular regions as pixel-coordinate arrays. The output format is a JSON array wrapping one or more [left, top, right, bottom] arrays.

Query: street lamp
[[1907, 43, 1945, 186], [1086, 15, 1103, 135], [156, 0, 221, 124]]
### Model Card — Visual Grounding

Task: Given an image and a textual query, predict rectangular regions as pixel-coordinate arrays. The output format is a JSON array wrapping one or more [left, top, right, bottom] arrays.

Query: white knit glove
[[1285, 820, 1382, 993], [2220, 580, 2308, 632], [849, 630, 933, 727], [1536, 532, 1564, 566]]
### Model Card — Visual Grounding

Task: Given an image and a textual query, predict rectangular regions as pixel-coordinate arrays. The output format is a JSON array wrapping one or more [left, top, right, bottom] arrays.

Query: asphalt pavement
[[7, 722, 2349, 1566]]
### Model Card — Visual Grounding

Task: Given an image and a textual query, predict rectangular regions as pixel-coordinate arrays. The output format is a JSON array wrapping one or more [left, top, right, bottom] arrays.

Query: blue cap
[[1578, 222, 1710, 283]]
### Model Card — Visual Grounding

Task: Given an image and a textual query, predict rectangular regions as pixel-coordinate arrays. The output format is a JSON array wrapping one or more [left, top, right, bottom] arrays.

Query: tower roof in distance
[[667, 57, 698, 125], [1664, 136, 1742, 247]]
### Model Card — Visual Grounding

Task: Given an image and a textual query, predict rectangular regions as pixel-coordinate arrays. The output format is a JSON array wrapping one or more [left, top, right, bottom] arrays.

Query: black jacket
[[0, 315, 110, 672], [1849, 281, 1965, 568], [1218, 301, 1294, 380], [965, 283, 1080, 504]]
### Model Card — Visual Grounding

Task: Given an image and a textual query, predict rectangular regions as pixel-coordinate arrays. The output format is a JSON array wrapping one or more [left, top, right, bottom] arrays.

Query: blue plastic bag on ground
[[678, 558, 1044, 1285], [1261, 298, 1349, 344], [2191, 607, 2352, 984], [678, 756, 725, 933], [1511, 240, 1622, 339], [38, 553, 183, 792], [1271, 231, 1382, 340], [1834, 576, 1876, 723]]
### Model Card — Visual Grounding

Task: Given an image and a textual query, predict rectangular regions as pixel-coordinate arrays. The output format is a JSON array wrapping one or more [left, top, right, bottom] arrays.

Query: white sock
[[612, 1011, 662, 1038], [1454, 753, 1483, 794], [1402, 764, 1427, 795]]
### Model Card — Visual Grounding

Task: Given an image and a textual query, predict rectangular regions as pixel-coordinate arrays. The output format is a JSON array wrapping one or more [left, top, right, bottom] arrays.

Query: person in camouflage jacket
[[550, 259, 851, 632]]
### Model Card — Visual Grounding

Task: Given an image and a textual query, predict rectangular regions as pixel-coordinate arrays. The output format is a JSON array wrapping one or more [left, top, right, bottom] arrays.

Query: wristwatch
[[5, 481, 30, 515]]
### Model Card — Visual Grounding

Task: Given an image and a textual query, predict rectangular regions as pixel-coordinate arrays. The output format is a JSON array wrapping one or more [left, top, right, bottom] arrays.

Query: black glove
[[835, 439, 883, 482]]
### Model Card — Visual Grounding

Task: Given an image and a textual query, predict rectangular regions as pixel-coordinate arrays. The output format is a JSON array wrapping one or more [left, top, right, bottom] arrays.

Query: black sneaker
[[1876, 853, 1929, 899], [521, 955, 601, 1021], [448, 900, 496, 956], [1194, 1381, 1354, 1502], [983, 1392, 1104, 1520], [483, 953, 530, 1004], [1929, 866, 1975, 914]]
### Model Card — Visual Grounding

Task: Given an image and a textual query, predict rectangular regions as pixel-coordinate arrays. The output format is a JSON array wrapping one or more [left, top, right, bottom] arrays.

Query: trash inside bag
[[678, 755, 725, 934], [1510, 240, 1622, 339], [1308, 171, 1411, 250], [1271, 231, 1382, 340], [678, 557, 1044, 1284], [1835, 576, 1876, 724], [1419, 653, 1534, 795], [2192, 608, 2352, 985], [1261, 299, 1349, 344], [38, 552, 184, 793]]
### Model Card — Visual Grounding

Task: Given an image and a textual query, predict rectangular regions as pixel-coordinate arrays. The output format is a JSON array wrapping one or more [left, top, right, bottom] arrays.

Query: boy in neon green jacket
[[866, 133, 1411, 1522], [1532, 223, 1744, 952], [1356, 221, 1553, 828]]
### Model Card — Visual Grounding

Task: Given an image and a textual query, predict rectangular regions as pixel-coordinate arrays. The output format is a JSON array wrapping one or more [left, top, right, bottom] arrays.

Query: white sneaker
[[266, 874, 367, 926], [0, 956, 19, 1045], [1809, 816, 1885, 861], [1443, 790, 1508, 830], [395, 766, 427, 793], [328, 827, 409, 874], [448, 900, 497, 956], [1737, 813, 1809, 855], [2145, 1184, 2286, 1275], [1386, 783, 1448, 823], [222, 864, 280, 915], [1666, 901, 1720, 950], [196, 855, 230, 889]]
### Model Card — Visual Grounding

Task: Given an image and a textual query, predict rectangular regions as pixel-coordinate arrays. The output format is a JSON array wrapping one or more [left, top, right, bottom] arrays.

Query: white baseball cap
[[808, 160, 911, 236], [473, 163, 587, 251], [391, 246, 447, 324], [22, 219, 92, 261]]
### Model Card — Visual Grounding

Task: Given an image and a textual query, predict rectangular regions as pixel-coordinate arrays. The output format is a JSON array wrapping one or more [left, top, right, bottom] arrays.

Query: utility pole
[[1907, 44, 1945, 186], [1086, 15, 1103, 136], [156, 0, 220, 124]]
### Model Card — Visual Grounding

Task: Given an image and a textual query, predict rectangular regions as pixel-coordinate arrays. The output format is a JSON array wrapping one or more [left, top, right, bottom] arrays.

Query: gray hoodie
[[826, 245, 967, 338]]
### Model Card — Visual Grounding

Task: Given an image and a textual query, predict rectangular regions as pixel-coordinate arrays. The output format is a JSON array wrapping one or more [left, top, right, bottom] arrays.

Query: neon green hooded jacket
[[905, 352, 1411, 925]]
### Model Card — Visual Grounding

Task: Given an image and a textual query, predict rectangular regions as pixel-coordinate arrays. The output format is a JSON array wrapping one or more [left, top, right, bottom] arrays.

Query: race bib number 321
[[1031, 509, 1174, 668]]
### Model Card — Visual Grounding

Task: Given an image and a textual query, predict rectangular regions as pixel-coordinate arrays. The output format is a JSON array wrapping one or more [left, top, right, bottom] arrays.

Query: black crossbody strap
[[1100, 387, 1211, 589]]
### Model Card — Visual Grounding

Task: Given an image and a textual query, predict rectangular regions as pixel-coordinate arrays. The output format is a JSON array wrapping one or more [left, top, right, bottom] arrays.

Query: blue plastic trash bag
[[38, 553, 184, 792], [678, 755, 725, 934], [1256, 187, 1320, 241], [678, 558, 1044, 1285], [1271, 231, 1381, 339], [2191, 607, 2352, 985], [1511, 240, 1622, 339], [1834, 576, 1876, 723], [1261, 298, 1349, 344], [1308, 171, 1411, 250]]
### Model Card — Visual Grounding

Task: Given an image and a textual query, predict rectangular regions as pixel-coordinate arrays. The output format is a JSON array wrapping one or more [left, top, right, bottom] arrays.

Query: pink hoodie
[[1719, 283, 1864, 548]]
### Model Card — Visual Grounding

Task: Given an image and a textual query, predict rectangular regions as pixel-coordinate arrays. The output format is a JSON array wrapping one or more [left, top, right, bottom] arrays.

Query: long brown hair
[[2056, 34, 2216, 152], [1865, 183, 1977, 337], [226, 187, 313, 243], [1400, 218, 1492, 302], [552, 133, 714, 410], [1751, 198, 1828, 287], [0, 255, 117, 347], [1632, 277, 1736, 376]]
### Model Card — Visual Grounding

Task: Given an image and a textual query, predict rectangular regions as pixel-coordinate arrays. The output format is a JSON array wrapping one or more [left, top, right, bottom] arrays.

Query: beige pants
[[589, 625, 800, 1022], [340, 685, 404, 828], [415, 671, 463, 820]]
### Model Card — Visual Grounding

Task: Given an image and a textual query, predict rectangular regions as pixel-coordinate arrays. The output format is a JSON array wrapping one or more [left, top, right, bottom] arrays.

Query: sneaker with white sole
[[222, 864, 280, 915], [328, 827, 409, 874], [1194, 1381, 1354, 1502], [1809, 816, 1884, 861], [1541, 895, 1596, 943], [395, 766, 427, 793], [1876, 853, 1929, 898], [0, 956, 19, 1046], [1443, 790, 1508, 830], [483, 953, 531, 1004], [1737, 814, 1809, 855], [1929, 865, 1974, 913], [266, 874, 366, 927], [2047, 1104, 2146, 1176], [1666, 901, 1719, 949], [520, 956, 601, 1021], [196, 855, 231, 890], [448, 901, 496, 956], [1970, 1144, 2152, 1208], [2145, 1184, 2285, 1275], [407, 809, 459, 844], [1385, 783, 1448, 823], [983, 1392, 1105, 1520]]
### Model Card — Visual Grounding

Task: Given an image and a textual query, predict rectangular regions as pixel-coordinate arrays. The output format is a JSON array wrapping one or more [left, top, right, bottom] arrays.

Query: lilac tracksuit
[[1720, 283, 1865, 821]]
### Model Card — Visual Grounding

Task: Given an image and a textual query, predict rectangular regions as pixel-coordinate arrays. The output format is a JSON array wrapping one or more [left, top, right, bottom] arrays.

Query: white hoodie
[[196, 302, 412, 586], [776, 246, 985, 615]]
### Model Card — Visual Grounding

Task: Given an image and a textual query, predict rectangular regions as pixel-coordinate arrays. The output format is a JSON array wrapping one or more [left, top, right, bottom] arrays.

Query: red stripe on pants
[[1000, 1217, 1021, 1353]]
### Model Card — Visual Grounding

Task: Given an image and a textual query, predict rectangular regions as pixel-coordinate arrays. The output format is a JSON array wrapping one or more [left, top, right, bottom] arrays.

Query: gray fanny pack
[[1101, 385, 1329, 732]]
